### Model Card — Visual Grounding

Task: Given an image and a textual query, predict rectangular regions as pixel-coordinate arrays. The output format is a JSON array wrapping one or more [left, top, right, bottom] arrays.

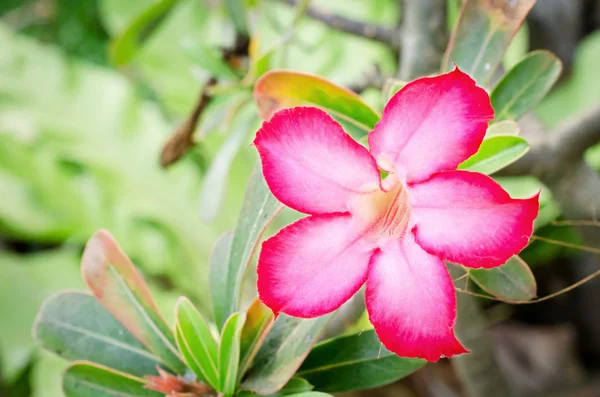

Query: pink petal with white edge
[[366, 234, 467, 361], [257, 213, 376, 318], [254, 107, 381, 215], [410, 170, 539, 269], [368, 68, 494, 183]]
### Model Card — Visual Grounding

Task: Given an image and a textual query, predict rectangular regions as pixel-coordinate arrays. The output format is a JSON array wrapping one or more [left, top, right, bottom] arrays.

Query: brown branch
[[160, 77, 217, 168], [279, 0, 401, 51]]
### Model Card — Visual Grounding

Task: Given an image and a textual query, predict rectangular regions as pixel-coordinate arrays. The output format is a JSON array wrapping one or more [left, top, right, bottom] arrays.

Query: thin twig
[[456, 266, 600, 304], [279, 0, 401, 51], [531, 235, 600, 255], [160, 78, 217, 168], [552, 219, 600, 227]]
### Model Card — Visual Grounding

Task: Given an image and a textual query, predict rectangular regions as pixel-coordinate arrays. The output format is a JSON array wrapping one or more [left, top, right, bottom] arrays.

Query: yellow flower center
[[350, 177, 412, 245]]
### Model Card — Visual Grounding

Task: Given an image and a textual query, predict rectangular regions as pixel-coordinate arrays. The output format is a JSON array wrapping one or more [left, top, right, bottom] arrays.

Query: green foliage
[[443, 0, 535, 86], [34, 292, 164, 377], [81, 230, 186, 373], [459, 135, 530, 175], [218, 312, 246, 396], [210, 166, 282, 330], [492, 50, 562, 122], [175, 297, 220, 387], [298, 330, 425, 392], [0, 249, 82, 381], [470, 256, 537, 302], [62, 362, 162, 397], [242, 315, 332, 395], [110, 0, 180, 66]]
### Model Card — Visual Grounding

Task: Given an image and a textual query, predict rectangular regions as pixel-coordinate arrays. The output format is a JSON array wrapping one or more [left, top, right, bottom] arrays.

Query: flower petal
[[258, 213, 375, 318], [254, 107, 381, 215], [366, 235, 466, 361], [368, 68, 494, 182], [410, 170, 539, 269]]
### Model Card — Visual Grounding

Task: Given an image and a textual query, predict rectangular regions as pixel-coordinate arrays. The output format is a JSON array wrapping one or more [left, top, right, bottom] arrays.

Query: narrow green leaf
[[174, 297, 219, 388], [62, 362, 162, 397], [298, 330, 425, 392], [199, 102, 256, 221], [470, 256, 537, 302], [218, 312, 246, 396], [242, 314, 331, 395], [212, 166, 283, 330], [225, 0, 249, 35], [254, 70, 381, 134], [239, 299, 275, 380], [110, 0, 179, 66], [459, 135, 529, 175], [443, 0, 537, 86], [486, 120, 520, 136], [34, 291, 165, 378], [81, 230, 186, 373], [492, 50, 562, 121], [174, 325, 204, 382]]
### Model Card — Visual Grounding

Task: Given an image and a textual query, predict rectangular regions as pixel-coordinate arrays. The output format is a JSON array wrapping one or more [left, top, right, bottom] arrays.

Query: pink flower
[[253, 68, 539, 361]]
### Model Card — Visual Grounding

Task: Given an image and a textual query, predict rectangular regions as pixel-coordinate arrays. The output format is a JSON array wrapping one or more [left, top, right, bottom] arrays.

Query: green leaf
[[239, 299, 275, 380], [298, 330, 425, 392], [253, 70, 381, 134], [225, 0, 249, 35], [486, 120, 520, 136], [383, 78, 408, 101], [211, 166, 283, 330], [0, 248, 82, 382], [174, 297, 219, 388], [34, 291, 165, 377], [182, 39, 240, 80], [470, 256, 537, 302], [491, 50, 562, 122], [199, 102, 256, 221], [218, 312, 246, 396], [237, 378, 314, 397], [242, 314, 331, 395], [110, 0, 179, 66], [284, 393, 332, 397], [81, 230, 186, 373], [62, 362, 162, 397], [459, 135, 529, 175], [443, 0, 536, 86]]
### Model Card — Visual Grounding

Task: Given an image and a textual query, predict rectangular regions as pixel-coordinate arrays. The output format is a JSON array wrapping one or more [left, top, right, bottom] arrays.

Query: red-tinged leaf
[[443, 0, 537, 86], [239, 299, 275, 380], [253, 70, 381, 134], [81, 230, 186, 373], [145, 366, 212, 396]]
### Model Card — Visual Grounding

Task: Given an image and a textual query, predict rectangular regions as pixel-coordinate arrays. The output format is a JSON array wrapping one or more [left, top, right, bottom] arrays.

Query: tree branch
[[498, 104, 600, 179], [549, 104, 600, 162], [398, 0, 448, 80], [280, 0, 401, 51]]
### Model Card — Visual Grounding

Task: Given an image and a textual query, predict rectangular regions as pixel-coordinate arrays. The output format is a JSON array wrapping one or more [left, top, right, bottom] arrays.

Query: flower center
[[350, 178, 412, 244]]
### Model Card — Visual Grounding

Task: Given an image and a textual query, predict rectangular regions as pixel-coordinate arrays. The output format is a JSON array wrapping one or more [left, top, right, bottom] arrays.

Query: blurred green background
[[1, 0, 600, 396]]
